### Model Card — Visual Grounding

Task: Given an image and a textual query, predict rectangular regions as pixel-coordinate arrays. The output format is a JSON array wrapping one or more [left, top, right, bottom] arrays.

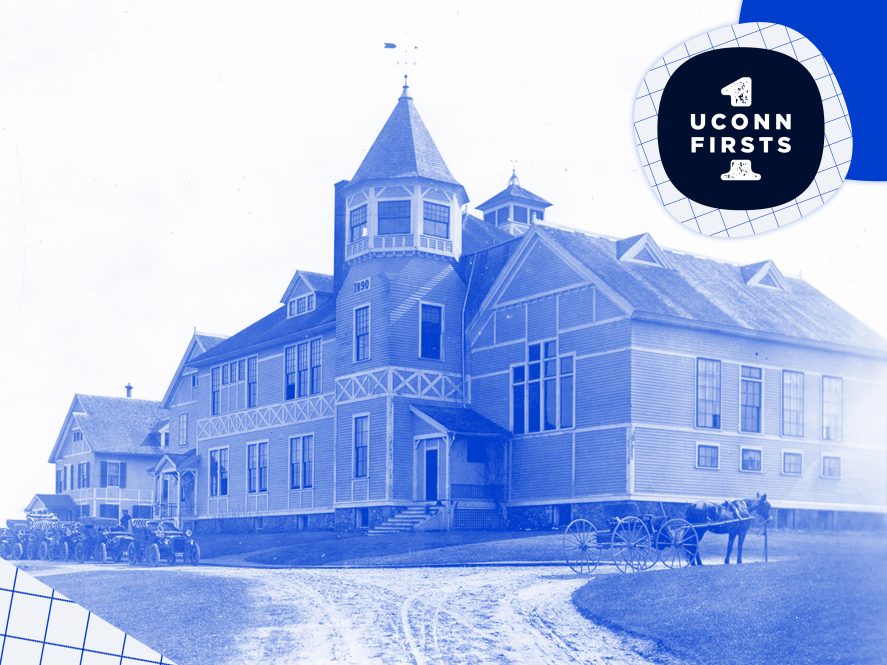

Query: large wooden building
[[42, 84, 887, 532]]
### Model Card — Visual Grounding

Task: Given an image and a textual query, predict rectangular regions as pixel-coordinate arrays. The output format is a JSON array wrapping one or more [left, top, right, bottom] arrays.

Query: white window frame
[[821, 375, 843, 442], [695, 358, 722, 430], [781, 449, 803, 476], [695, 442, 720, 470], [72, 430, 83, 443], [353, 304, 371, 363], [418, 300, 445, 361], [246, 440, 269, 494], [178, 413, 188, 447], [289, 433, 315, 490], [738, 365, 764, 435], [739, 446, 763, 473], [208, 446, 229, 497], [106, 461, 122, 487], [820, 453, 842, 479], [353, 413, 370, 479]]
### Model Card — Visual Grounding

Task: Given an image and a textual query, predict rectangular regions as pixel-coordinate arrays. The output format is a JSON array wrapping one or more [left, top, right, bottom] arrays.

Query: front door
[[425, 449, 438, 501]]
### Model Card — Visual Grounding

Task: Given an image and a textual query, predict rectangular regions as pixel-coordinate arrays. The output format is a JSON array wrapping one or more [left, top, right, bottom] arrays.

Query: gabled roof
[[461, 213, 516, 256], [535, 225, 886, 353], [459, 234, 524, 324], [476, 174, 552, 211], [27, 494, 78, 517], [160, 332, 228, 408], [349, 87, 467, 203], [280, 270, 335, 305], [741, 261, 788, 291], [411, 404, 509, 437], [191, 296, 337, 367], [49, 395, 169, 462], [150, 449, 198, 474], [616, 233, 671, 269]]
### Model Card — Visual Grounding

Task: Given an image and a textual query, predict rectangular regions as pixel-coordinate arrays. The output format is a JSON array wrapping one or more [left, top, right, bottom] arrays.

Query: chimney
[[125, 383, 133, 398]]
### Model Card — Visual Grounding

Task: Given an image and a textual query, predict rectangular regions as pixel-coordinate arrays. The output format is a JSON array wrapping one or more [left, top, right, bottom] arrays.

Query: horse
[[685, 493, 771, 565]]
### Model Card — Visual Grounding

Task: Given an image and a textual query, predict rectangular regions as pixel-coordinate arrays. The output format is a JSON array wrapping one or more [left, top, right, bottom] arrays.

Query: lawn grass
[[572, 531, 887, 665], [43, 569, 253, 665]]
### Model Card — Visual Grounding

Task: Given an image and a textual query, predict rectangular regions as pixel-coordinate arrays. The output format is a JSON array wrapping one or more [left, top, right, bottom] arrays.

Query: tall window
[[56, 469, 64, 494], [285, 345, 297, 400], [104, 462, 122, 487], [511, 341, 574, 433], [782, 370, 804, 437], [209, 448, 228, 497], [354, 416, 369, 478], [378, 200, 411, 235], [740, 366, 762, 433], [420, 304, 442, 360], [350, 205, 368, 242], [77, 462, 90, 488], [247, 444, 257, 493], [72, 431, 83, 442], [355, 306, 370, 361], [258, 442, 268, 492], [211, 367, 221, 415], [697, 444, 719, 469], [696, 358, 721, 429], [289, 435, 314, 489], [178, 413, 188, 446], [423, 201, 449, 238], [740, 447, 762, 472], [822, 376, 843, 441], [247, 356, 258, 408], [297, 343, 310, 396]]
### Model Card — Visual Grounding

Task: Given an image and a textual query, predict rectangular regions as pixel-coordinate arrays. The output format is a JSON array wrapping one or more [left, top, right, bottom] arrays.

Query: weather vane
[[384, 42, 418, 90]]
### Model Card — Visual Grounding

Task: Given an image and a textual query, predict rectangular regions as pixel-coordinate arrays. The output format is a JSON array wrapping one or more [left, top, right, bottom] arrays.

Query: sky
[[0, 0, 884, 517]]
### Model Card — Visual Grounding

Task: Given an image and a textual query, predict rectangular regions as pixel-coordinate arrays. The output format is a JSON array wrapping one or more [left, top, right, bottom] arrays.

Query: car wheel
[[147, 543, 160, 567], [75, 543, 86, 563], [39, 542, 50, 561], [12, 543, 24, 560], [126, 543, 138, 566], [98, 543, 108, 564], [186, 542, 201, 566], [26, 543, 36, 561], [62, 542, 69, 562]]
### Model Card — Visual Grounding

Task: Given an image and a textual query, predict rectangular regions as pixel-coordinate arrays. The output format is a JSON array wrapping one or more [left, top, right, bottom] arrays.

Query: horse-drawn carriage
[[563, 494, 771, 574]]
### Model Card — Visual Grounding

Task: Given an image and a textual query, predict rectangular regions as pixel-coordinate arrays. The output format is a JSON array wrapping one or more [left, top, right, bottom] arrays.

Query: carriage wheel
[[655, 519, 698, 569], [563, 519, 601, 575], [611, 517, 652, 573]]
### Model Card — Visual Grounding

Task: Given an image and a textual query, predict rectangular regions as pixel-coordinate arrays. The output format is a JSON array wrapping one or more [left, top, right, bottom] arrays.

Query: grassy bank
[[572, 532, 887, 665]]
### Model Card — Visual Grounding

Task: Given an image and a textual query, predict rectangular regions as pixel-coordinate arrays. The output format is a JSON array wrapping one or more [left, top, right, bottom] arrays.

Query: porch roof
[[410, 404, 510, 438], [150, 450, 198, 474], [27, 493, 78, 517]]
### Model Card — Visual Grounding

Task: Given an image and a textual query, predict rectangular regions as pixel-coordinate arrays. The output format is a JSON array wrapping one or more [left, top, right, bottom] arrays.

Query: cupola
[[476, 170, 551, 236]]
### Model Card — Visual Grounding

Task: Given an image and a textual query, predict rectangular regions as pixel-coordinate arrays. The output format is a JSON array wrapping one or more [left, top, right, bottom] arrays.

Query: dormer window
[[423, 201, 449, 239], [496, 207, 508, 225], [350, 205, 368, 242], [741, 260, 788, 291], [378, 200, 411, 235], [616, 233, 670, 269], [288, 293, 316, 318]]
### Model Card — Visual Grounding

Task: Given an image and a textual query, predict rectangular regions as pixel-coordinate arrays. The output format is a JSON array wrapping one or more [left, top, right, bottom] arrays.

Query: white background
[[0, 0, 884, 517]]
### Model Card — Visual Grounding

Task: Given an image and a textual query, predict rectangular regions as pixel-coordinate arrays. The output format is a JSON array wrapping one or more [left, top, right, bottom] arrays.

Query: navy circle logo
[[658, 48, 824, 210]]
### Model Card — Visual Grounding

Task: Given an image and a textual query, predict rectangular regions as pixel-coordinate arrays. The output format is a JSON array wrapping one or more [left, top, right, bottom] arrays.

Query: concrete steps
[[367, 506, 439, 536]]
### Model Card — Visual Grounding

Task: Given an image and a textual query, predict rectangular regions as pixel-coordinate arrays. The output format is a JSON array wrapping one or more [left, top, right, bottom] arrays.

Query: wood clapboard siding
[[495, 305, 524, 343], [630, 350, 695, 428], [574, 428, 627, 496], [469, 373, 510, 430], [527, 298, 557, 342], [575, 351, 631, 428], [470, 342, 523, 376], [334, 398, 388, 503], [500, 240, 585, 304], [632, 427, 887, 506], [557, 287, 595, 330], [511, 432, 573, 500]]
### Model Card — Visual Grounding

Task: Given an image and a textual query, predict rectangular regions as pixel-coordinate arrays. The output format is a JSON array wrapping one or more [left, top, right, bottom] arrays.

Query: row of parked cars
[[0, 516, 201, 566]]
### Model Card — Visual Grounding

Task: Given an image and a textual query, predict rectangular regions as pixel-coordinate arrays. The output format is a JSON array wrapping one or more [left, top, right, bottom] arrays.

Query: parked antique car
[[40, 521, 79, 561], [73, 517, 118, 563], [127, 519, 200, 566], [0, 520, 29, 560]]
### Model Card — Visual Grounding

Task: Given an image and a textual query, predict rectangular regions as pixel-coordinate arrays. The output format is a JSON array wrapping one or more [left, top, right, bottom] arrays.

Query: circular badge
[[634, 23, 851, 237]]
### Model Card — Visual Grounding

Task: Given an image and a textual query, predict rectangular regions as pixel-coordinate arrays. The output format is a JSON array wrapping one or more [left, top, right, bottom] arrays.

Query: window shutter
[[120, 463, 127, 489], [85, 462, 91, 488], [100, 461, 108, 488]]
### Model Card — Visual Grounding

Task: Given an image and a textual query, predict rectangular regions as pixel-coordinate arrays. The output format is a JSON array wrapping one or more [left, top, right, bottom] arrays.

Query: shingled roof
[[349, 87, 467, 202], [535, 225, 886, 353], [192, 296, 337, 366], [476, 179, 552, 211], [411, 404, 510, 437], [49, 395, 169, 462]]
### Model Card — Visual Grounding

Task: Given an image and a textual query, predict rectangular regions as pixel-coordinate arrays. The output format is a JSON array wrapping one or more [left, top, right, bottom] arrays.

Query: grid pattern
[[0, 561, 174, 664], [634, 22, 852, 237]]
